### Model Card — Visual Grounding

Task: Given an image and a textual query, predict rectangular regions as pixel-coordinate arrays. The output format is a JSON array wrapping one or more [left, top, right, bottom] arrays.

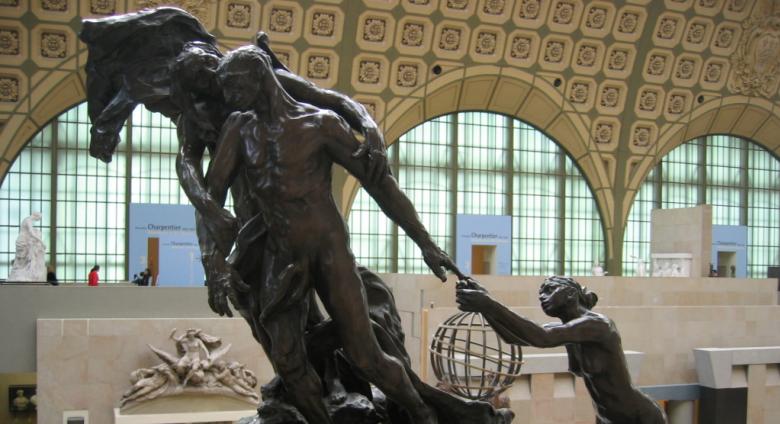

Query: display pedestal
[[114, 407, 255, 423]]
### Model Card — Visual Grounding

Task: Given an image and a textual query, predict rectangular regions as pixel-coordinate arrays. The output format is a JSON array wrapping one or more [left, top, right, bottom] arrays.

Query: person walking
[[88, 265, 100, 286]]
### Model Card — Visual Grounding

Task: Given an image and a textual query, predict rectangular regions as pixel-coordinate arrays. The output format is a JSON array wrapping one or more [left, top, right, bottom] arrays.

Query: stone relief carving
[[639, 89, 659, 111], [569, 82, 589, 104], [510, 36, 532, 59], [728, 1, 780, 97], [40, 32, 66, 58], [656, 17, 679, 40], [667, 93, 687, 114], [704, 61, 724, 82], [632, 126, 652, 147], [269, 7, 293, 33], [618, 11, 639, 34], [89, 0, 115, 15], [475, 31, 497, 55], [307, 55, 330, 79], [714, 25, 737, 49], [647, 54, 668, 76], [727, 0, 748, 13], [397, 63, 419, 87], [120, 328, 259, 408], [552, 1, 575, 25], [446, 0, 469, 10], [686, 22, 708, 44], [676, 58, 696, 80], [585, 6, 607, 29], [226, 3, 251, 29], [543, 40, 565, 63], [594, 122, 613, 144], [517, 0, 541, 20], [311, 12, 335, 37], [600, 86, 620, 108], [402, 23, 424, 47], [363, 18, 386, 42], [0, 29, 20, 55], [358, 60, 381, 84], [576, 44, 597, 67], [482, 0, 505, 15], [0, 77, 19, 102], [8, 213, 47, 282], [439, 27, 462, 51], [41, 0, 67, 12], [608, 49, 628, 71]]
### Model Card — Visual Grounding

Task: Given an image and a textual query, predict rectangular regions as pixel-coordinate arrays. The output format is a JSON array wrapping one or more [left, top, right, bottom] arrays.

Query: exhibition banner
[[128, 204, 204, 286]]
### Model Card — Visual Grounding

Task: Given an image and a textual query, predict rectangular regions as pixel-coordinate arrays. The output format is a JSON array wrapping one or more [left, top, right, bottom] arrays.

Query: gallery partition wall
[[622, 135, 780, 277], [347, 112, 606, 276]]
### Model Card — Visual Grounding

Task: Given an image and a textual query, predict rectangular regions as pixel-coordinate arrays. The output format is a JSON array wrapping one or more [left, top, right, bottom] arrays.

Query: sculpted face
[[177, 46, 220, 94], [220, 69, 260, 111], [538, 281, 573, 317]]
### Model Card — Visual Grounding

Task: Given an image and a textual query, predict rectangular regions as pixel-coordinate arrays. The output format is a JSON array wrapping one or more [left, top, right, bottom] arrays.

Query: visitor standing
[[88, 265, 100, 286]]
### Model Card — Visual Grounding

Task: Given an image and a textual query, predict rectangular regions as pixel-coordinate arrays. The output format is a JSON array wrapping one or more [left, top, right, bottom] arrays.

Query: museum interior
[[1, 0, 779, 423]]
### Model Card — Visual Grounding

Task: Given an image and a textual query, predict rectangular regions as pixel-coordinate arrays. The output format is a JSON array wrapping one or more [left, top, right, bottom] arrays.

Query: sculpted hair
[[217, 45, 273, 80], [544, 275, 598, 310]]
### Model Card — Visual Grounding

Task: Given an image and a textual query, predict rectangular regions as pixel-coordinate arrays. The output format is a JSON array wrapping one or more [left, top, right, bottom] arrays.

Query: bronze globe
[[429, 311, 522, 401]]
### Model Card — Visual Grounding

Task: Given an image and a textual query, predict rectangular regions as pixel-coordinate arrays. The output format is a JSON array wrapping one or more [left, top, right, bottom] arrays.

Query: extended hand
[[455, 278, 492, 312], [352, 127, 389, 184], [422, 245, 465, 282]]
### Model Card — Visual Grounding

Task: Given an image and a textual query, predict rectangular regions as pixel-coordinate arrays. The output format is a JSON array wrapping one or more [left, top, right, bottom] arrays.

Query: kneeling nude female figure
[[456, 276, 666, 424]]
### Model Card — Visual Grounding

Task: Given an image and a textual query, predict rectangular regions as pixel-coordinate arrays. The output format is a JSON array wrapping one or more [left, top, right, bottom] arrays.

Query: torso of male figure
[[236, 104, 346, 249]]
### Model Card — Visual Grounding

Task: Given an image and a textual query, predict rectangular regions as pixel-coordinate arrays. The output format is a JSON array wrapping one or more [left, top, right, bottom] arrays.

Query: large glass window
[[623, 135, 780, 277], [0, 103, 192, 282], [347, 112, 606, 276]]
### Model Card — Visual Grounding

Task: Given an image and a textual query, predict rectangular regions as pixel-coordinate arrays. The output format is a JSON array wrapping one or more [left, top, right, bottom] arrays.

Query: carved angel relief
[[729, 3, 780, 97], [119, 328, 259, 409]]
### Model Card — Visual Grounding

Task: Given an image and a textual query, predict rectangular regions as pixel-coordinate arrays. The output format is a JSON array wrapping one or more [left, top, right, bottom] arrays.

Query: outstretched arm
[[456, 280, 607, 347], [323, 114, 463, 281], [277, 70, 388, 182]]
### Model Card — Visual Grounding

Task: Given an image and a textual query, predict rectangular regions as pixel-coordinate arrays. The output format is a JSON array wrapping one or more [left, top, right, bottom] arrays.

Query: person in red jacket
[[88, 265, 100, 286]]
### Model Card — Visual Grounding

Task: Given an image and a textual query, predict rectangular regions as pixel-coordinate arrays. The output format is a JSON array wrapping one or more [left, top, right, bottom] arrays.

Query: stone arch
[[0, 59, 86, 185], [619, 95, 780, 236], [339, 65, 615, 260]]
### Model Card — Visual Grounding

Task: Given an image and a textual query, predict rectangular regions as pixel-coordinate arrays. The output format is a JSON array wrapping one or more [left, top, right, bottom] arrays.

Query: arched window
[[0, 103, 186, 282], [348, 112, 605, 276], [623, 135, 780, 277]]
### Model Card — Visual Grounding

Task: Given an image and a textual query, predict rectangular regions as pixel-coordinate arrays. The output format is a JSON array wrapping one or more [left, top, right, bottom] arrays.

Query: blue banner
[[128, 204, 205, 286]]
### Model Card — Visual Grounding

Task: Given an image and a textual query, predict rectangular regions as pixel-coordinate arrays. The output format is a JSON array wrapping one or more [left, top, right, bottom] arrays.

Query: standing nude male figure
[[205, 45, 460, 424]]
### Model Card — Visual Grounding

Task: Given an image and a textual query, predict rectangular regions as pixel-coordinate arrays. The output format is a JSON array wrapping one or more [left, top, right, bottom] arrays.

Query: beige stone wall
[[32, 275, 780, 423], [651, 205, 713, 277]]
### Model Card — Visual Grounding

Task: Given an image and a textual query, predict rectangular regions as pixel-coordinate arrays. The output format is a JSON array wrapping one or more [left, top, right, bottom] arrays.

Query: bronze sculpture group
[[81, 7, 666, 424]]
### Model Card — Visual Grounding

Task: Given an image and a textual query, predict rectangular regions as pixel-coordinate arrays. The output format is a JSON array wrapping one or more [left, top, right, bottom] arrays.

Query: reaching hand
[[455, 277, 492, 313], [422, 245, 465, 282], [352, 127, 389, 184]]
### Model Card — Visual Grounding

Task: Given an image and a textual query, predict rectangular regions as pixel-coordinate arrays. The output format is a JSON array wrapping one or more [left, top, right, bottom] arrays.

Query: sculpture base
[[238, 391, 383, 424]]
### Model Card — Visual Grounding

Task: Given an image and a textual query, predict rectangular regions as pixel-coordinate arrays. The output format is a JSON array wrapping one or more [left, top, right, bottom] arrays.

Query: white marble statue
[[8, 212, 46, 282], [591, 261, 606, 276], [120, 328, 259, 409]]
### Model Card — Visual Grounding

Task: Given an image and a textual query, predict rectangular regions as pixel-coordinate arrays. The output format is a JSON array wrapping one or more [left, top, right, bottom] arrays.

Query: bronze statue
[[81, 8, 511, 424], [203, 45, 460, 424], [456, 276, 667, 424]]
